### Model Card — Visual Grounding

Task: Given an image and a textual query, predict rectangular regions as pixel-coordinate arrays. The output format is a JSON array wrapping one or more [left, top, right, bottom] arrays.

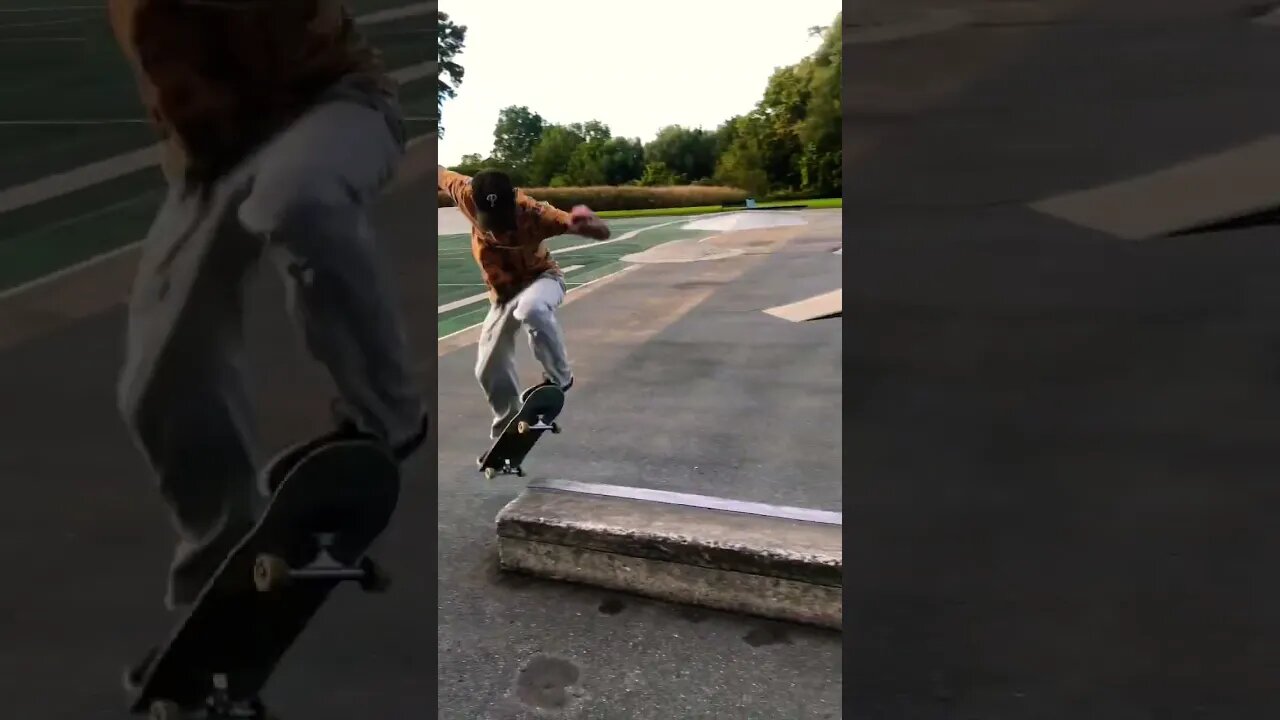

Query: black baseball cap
[[471, 170, 517, 234]]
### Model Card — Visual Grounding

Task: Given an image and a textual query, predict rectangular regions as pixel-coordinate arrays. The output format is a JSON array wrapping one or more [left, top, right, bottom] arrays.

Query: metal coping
[[528, 479, 842, 527]]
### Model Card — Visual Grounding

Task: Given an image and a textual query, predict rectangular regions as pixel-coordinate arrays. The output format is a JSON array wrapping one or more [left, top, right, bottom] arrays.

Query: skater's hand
[[568, 205, 610, 240]]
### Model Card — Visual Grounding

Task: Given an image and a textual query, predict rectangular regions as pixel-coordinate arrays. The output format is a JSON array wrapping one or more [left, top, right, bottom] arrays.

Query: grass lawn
[[595, 197, 842, 219]]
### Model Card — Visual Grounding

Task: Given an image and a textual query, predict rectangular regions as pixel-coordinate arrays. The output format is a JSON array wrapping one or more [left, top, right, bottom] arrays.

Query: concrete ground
[[0, 159, 439, 719], [0, 121, 842, 718], [846, 0, 1280, 717], [436, 210, 843, 719]]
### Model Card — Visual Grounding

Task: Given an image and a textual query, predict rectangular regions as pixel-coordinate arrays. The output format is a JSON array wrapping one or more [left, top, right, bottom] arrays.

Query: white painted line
[[0, 36, 79, 42], [0, 119, 147, 126], [1031, 134, 1280, 240], [548, 216, 701, 255], [763, 289, 842, 323], [390, 61, 432, 85], [0, 3, 433, 211], [358, 2, 433, 24], [0, 2, 428, 16], [847, 9, 970, 45], [0, 145, 160, 214], [1255, 7, 1280, 26], [0, 6, 99, 11], [436, 292, 487, 314], [0, 16, 81, 29], [437, 265, 583, 313], [0, 241, 138, 302], [438, 265, 639, 343], [531, 478, 842, 525], [0, 131, 434, 302]]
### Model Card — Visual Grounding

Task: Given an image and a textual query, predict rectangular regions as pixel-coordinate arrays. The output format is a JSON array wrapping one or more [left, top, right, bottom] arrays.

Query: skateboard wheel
[[551, 422, 561, 434], [253, 553, 293, 592], [515, 467, 526, 478], [148, 700, 185, 720], [517, 420, 530, 434], [359, 557, 392, 593], [483, 467, 496, 480]]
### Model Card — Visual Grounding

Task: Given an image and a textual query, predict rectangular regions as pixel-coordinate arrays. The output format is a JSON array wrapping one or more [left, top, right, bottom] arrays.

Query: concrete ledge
[[494, 480, 842, 629]]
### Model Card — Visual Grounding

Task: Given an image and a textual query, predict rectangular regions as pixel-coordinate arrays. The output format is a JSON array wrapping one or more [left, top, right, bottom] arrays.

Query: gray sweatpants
[[117, 79, 423, 609], [476, 274, 572, 438]]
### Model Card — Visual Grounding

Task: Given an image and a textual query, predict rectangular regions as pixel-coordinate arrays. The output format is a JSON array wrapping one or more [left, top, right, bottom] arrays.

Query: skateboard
[[127, 436, 401, 719], [478, 384, 565, 479]]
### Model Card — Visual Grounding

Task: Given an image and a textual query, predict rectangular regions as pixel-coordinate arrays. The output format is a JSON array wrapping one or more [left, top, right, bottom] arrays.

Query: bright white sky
[[437, 0, 841, 166]]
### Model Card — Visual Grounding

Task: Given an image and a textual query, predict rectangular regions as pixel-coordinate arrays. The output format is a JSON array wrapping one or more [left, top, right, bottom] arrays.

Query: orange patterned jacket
[[438, 169, 573, 304], [107, 0, 390, 185]]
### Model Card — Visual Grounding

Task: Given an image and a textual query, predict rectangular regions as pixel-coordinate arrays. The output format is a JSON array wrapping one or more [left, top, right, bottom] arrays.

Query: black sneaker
[[521, 375, 573, 402]]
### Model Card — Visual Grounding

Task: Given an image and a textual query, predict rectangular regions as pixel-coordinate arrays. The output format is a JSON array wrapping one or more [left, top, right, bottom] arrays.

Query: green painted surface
[[437, 217, 711, 338]]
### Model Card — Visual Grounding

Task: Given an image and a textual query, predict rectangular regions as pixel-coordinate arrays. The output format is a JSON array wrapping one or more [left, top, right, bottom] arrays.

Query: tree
[[526, 124, 584, 186], [639, 161, 680, 187], [713, 13, 842, 197], [713, 116, 744, 158], [714, 116, 770, 196], [561, 121, 621, 186], [567, 120, 612, 144], [450, 153, 487, 176], [797, 15, 842, 196], [565, 143, 607, 186], [596, 137, 646, 186], [644, 125, 718, 184], [436, 12, 466, 137], [754, 63, 810, 191], [438, 13, 842, 197], [491, 106, 546, 170]]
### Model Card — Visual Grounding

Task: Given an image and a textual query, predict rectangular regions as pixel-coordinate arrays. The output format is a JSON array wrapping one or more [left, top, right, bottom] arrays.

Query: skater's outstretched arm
[[438, 165, 472, 206], [566, 204, 611, 240], [521, 194, 610, 242]]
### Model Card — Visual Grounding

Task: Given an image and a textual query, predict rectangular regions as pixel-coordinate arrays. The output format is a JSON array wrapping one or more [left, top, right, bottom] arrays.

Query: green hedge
[[437, 184, 749, 212]]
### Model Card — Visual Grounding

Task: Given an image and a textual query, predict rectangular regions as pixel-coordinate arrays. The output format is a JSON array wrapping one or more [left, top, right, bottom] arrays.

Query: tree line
[[437, 12, 841, 200]]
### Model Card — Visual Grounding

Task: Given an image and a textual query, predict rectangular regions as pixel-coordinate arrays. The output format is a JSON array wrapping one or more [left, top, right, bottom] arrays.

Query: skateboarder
[[108, 0, 427, 676], [437, 166, 611, 441]]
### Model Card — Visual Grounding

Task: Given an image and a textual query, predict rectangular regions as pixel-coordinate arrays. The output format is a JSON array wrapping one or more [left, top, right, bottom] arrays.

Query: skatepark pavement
[[846, 1, 1280, 716], [0, 154, 438, 719], [437, 209, 843, 718], [0, 136, 842, 715]]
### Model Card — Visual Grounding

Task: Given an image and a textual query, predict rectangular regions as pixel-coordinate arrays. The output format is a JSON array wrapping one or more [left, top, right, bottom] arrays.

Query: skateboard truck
[[485, 458, 526, 480], [479, 384, 565, 480], [483, 415, 564, 479], [253, 533, 390, 593], [146, 674, 267, 719], [516, 413, 562, 435]]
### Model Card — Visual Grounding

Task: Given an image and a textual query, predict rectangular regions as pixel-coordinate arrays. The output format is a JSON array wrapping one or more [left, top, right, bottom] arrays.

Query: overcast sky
[[437, 0, 841, 166]]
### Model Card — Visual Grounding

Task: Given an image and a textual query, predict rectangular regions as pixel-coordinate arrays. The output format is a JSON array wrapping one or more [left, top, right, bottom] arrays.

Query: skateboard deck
[[128, 437, 400, 719], [478, 385, 565, 479]]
